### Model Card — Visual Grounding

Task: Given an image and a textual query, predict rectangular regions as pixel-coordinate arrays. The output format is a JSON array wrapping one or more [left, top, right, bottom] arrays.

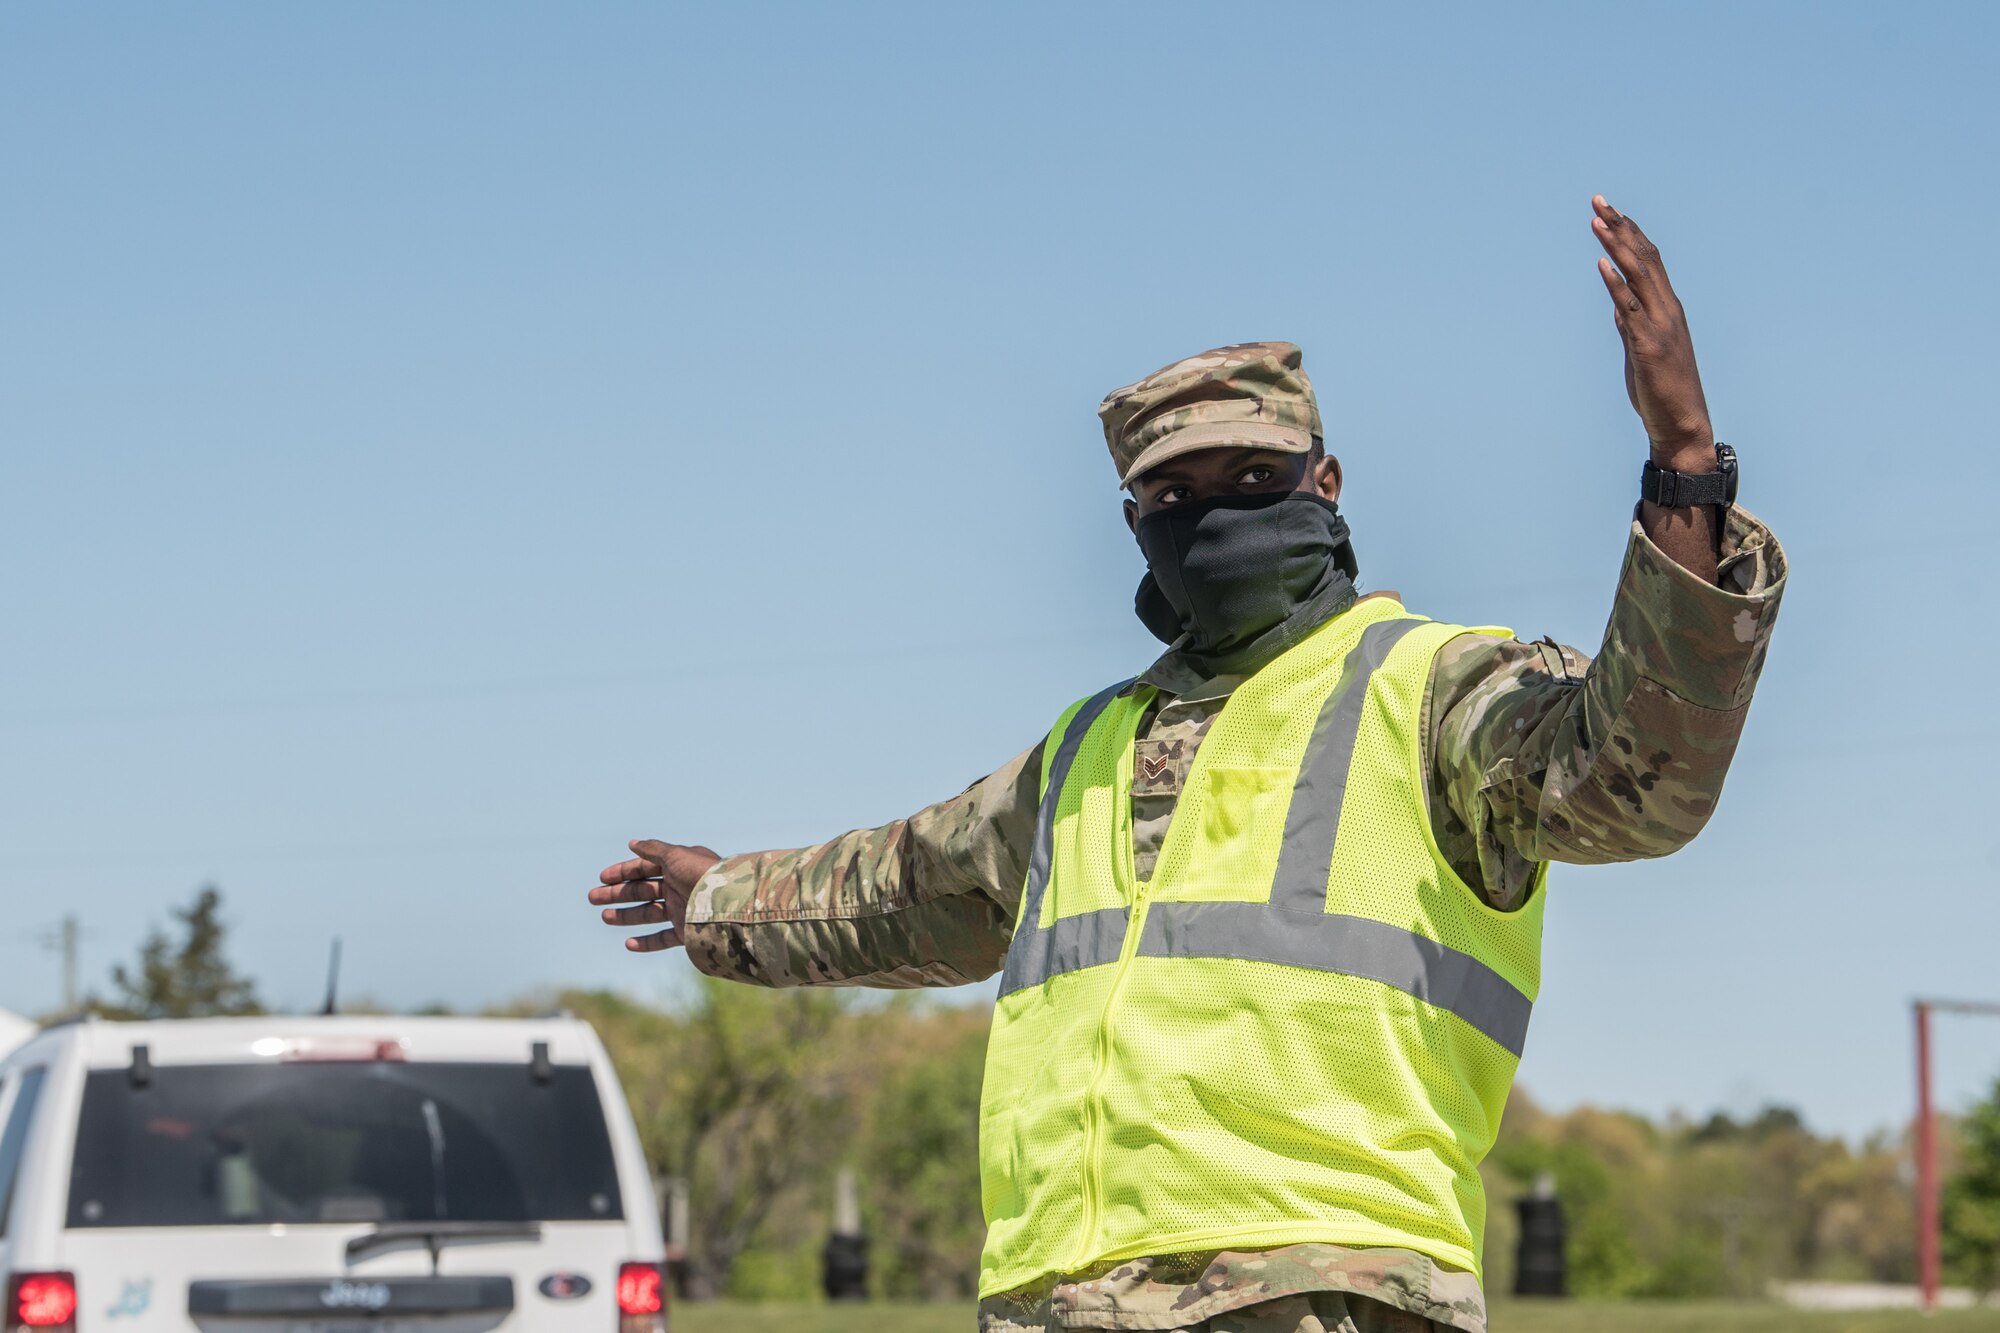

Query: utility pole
[[1915, 1001, 1937, 1313], [60, 915, 78, 1015], [37, 915, 80, 1016], [1912, 996, 2000, 1313]]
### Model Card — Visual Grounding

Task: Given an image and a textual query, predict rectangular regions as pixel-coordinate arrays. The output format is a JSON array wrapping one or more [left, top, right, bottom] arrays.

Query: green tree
[[1800, 1131, 1913, 1283], [1489, 1093, 1906, 1300], [568, 980, 855, 1298], [554, 982, 1939, 1305], [1944, 1075, 2000, 1294], [863, 1019, 989, 1299], [97, 884, 263, 1019]]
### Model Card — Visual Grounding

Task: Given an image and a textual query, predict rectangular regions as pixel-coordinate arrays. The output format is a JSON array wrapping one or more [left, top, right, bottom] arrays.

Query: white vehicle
[[0, 1016, 32, 1064], [0, 1015, 667, 1333]]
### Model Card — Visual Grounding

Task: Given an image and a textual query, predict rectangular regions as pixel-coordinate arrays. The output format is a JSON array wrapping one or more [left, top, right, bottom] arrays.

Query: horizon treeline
[[552, 980, 1974, 1302], [39, 886, 1993, 1302]]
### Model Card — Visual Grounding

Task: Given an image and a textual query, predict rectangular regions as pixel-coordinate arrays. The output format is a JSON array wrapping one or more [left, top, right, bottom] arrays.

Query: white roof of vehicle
[[9, 1013, 603, 1070], [0, 1009, 35, 1058]]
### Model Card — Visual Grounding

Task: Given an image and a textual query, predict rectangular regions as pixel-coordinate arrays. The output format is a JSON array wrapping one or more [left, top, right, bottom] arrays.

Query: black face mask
[[1133, 490, 1359, 672]]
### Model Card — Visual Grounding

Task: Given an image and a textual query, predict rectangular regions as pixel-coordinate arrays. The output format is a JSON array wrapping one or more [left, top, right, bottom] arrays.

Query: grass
[[672, 1299, 2000, 1332]]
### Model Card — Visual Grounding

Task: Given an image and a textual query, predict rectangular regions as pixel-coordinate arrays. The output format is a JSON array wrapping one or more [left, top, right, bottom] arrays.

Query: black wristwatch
[[1641, 442, 1738, 508]]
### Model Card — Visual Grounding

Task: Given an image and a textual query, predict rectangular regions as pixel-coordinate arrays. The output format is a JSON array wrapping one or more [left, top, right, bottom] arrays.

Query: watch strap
[[1641, 443, 1738, 508]]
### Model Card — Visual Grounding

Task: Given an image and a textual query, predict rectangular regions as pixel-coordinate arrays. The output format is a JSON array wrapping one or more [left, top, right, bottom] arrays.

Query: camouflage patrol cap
[[1098, 341, 1322, 488]]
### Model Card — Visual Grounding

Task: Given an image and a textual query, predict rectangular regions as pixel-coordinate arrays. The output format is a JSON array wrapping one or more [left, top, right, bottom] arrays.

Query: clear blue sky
[[4, 2, 1996, 1142]]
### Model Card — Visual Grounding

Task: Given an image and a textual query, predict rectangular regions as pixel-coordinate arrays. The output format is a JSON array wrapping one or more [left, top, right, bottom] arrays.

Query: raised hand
[[1592, 195, 1722, 583], [1591, 195, 1714, 471], [588, 839, 723, 953]]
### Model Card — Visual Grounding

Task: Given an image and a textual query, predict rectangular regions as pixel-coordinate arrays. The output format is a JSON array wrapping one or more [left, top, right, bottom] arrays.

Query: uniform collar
[[1134, 590, 1405, 704]]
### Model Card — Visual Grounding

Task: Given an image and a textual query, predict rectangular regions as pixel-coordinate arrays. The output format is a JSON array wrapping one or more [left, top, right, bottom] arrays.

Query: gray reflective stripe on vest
[[998, 679, 1135, 997], [1268, 616, 1424, 913], [1137, 902, 1534, 1057], [1015, 905, 1127, 992], [999, 619, 1534, 1057]]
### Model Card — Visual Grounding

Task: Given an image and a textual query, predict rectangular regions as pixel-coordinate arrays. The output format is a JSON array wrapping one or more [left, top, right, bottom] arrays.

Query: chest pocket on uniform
[[1162, 764, 1293, 904]]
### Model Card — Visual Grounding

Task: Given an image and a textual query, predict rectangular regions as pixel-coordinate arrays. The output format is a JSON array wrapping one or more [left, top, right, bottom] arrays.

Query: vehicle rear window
[[67, 1061, 624, 1228], [1, 1067, 50, 1237]]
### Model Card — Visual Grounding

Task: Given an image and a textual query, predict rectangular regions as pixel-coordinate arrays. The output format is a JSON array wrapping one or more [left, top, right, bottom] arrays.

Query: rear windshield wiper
[[346, 1221, 544, 1274]]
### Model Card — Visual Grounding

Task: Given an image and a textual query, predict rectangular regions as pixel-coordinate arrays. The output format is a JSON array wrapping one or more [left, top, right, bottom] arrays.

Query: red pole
[[1916, 1000, 1939, 1312]]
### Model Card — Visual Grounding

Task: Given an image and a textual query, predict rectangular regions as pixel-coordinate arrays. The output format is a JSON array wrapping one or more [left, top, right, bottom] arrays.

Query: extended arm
[[591, 743, 1044, 987]]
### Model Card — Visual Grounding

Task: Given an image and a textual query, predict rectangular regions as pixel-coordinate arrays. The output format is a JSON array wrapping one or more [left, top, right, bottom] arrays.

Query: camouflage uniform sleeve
[[1427, 506, 1786, 910], [677, 743, 1043, 988]]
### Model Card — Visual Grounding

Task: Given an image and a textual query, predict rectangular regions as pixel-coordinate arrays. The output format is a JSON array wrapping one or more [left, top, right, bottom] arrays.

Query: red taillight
[[616, 1263, 663, 1314], [8, 1273, 78, 1333], [615, 1263, 665, 1333]]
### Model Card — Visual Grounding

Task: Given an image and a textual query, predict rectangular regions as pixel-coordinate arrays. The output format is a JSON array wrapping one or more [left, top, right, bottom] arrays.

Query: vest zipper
[[1074, 875, 1153, 1272]]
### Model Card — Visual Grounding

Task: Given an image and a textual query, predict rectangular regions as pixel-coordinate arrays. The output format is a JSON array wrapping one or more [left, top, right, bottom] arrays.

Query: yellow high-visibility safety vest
[[977, 598, 1547, 1298]]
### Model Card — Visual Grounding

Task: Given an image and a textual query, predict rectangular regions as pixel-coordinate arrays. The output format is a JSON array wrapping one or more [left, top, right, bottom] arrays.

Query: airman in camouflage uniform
[[590, 199, 1786, 1333]]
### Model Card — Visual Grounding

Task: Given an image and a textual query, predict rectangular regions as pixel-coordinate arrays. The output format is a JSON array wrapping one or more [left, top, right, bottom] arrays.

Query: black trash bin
[[1514, 1177, 1567, 1297]]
